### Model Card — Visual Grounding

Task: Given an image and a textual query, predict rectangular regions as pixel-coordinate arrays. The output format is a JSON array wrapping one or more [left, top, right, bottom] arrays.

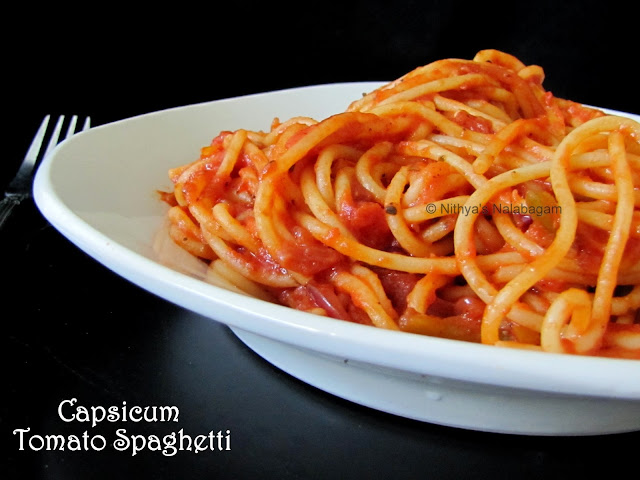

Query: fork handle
[[0, 195, 24, 230]]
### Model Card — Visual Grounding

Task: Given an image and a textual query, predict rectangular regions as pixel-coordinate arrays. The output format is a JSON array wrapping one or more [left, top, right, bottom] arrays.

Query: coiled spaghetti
[[162, 50, 640, 359]]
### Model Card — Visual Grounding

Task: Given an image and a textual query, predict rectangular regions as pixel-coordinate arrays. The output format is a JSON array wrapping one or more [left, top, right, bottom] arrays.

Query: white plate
[[33, 83, 640, 436]]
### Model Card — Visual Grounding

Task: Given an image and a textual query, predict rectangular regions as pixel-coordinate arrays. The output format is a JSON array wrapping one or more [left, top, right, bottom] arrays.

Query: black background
[[6, 0, 639, 183], [4, 1, 639, 479]]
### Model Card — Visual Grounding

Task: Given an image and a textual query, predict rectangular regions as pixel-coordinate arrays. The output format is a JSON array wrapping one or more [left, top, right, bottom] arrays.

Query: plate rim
[[33, 82, 640, 403]]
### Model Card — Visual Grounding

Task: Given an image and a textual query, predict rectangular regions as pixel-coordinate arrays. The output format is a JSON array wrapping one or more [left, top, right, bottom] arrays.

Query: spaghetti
[[162, 50, 640, 359]]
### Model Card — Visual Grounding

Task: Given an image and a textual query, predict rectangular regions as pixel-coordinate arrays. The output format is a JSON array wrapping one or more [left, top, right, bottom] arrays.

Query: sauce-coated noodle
[[162, 50, 640, 359]]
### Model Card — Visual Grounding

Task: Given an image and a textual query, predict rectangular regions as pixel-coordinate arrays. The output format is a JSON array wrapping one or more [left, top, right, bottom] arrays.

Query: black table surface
[[4, 3, 640, 478], [5, 197, 639, 479]]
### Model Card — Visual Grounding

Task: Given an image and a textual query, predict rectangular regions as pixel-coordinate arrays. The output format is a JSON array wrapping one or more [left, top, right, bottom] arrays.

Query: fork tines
[[40, 115, 92, 170], [0, 114, 91, 229]]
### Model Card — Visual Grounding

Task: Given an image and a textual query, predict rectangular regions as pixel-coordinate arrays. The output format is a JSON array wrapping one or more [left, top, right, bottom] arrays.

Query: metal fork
[[0, 115, 91, 230]]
